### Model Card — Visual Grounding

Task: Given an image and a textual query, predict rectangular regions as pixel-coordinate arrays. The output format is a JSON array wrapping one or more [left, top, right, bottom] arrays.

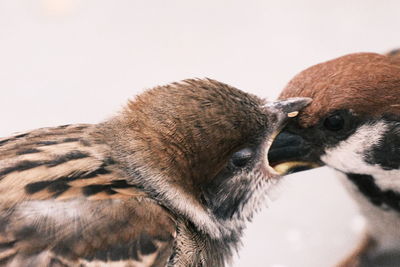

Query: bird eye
[[230, 148, 253, 168], [323, 114, 344, 131]]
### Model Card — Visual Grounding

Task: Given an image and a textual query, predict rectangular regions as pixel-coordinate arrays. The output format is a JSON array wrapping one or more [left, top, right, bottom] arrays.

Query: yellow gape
[[273, 161, 320, 175]]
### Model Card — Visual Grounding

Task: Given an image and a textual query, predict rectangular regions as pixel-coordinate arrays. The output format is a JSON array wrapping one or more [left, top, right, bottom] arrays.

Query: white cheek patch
[[321, 121, 388, 174], [322, 121, 400, 192]]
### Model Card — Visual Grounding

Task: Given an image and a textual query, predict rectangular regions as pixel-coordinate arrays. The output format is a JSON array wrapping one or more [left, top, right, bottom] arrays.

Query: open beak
[[266, 97, 323, 175], [268, 131, 322, 175]]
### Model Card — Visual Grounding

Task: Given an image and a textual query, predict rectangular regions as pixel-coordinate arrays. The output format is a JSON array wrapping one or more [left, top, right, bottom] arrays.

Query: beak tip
[[267, 97, 312, 115], [284, 97, 312, 113]]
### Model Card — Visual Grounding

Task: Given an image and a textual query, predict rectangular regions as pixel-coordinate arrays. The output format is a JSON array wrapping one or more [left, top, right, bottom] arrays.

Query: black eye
[[230, 148, 253, 168], [324, 114, 344, 131]]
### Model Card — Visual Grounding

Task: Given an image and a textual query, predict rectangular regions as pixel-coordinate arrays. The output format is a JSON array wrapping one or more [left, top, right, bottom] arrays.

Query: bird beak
[[263, 97, 319, 176], [268, 130, 322, 175], [266, 97, 323, 175], [265, 97, 313, 132]]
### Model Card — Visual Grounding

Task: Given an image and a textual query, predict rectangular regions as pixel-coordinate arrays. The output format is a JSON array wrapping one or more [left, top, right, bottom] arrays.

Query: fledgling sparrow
[[0, 78, 310, 267]]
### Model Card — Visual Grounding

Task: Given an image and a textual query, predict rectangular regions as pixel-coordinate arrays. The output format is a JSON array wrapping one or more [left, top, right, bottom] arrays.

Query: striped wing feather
[[0, 125, 176, 266]]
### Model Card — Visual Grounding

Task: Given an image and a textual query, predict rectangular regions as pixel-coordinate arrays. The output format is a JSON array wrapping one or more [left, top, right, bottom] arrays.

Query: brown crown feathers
[[280, 52, 400, 127], [104, 78, 268, 197]]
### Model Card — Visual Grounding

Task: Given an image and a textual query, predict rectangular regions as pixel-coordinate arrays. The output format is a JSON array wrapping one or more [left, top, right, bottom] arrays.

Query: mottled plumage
[[0, 124, 175, 267], [0, 79, 310, 266]]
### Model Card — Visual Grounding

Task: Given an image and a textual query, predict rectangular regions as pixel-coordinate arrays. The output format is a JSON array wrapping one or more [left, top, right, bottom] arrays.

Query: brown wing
[[0, 125, 177, 266]]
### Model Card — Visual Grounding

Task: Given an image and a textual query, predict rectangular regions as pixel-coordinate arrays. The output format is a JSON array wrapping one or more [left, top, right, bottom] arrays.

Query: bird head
[[268, 52, 400, 176], [101, 78, 311, 238]]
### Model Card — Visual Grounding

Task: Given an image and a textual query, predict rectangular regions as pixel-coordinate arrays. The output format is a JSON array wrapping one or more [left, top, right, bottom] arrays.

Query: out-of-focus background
[[1, 1, 399, 266]]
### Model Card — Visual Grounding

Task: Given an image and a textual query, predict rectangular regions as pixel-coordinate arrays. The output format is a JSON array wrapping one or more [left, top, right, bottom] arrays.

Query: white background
[[1, 1, 399, 266]]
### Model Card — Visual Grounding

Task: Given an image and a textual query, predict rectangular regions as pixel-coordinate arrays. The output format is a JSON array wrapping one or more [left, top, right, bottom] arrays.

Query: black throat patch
[[364, 119, 400, 170], [346, 173, 400, 212]]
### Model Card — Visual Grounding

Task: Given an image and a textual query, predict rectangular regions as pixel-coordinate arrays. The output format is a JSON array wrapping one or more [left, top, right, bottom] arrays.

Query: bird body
[[0, 124, 178, 267], [0, 79, 310, 266], [268, 52, 400, 266]]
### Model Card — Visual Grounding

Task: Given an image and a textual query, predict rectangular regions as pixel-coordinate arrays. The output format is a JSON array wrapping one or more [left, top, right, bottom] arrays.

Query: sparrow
[[0, 78, 311, 267], [268, 51, 400, 266]]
